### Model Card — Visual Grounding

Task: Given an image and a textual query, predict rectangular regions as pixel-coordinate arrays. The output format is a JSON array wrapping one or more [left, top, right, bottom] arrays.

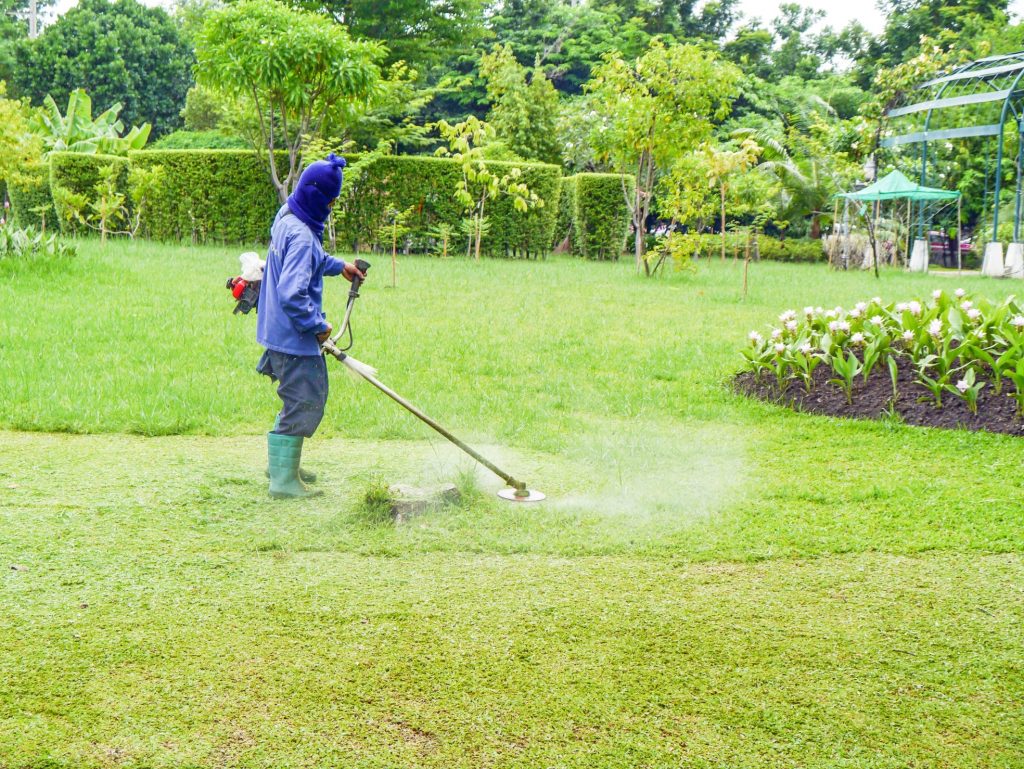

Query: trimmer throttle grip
[[349, 258, 371, 296]]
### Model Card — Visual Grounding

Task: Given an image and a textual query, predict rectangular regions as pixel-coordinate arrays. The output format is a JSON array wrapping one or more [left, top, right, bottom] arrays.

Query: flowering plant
[[742, 290, 1024, 415]]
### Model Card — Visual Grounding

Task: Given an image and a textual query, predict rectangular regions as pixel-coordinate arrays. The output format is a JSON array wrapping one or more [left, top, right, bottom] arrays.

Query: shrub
[[335, 155, 561, 258], [7, 163, 56, 231], [152, 130, 250, 150], [128, 149, 290, 243], [0, 222, 76, 268], [49, 152, 130, 234], [553, 175, 575, 250], [757, 237, 823, 263], [572, 173, 632, 261]]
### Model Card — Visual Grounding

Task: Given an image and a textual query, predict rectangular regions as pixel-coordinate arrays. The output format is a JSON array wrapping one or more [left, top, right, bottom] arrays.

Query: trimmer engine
[[226, 251, 265, 315]]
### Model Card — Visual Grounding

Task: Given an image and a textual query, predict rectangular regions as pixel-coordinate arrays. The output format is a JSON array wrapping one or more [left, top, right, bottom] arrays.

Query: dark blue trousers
[[257, 350, 329, 437]]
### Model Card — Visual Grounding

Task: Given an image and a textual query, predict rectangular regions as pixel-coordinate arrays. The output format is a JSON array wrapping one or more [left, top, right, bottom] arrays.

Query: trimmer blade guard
[[497, 488, 546, 502]]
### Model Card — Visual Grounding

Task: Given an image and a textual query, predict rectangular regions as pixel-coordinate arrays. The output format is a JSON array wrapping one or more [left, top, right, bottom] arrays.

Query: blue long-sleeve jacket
[[257, 205, 347, 356]]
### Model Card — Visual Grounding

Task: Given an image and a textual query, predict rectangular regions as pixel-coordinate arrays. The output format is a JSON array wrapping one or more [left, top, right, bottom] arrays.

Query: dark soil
[[735, 363, 1024, 436]]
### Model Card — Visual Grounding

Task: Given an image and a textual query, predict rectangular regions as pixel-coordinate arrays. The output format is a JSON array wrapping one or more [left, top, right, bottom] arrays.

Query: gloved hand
[[316, 323, 333, 343]]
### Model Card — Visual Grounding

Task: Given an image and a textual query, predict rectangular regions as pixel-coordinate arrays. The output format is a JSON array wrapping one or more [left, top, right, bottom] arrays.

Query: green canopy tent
[[834, 170, 962, 273]]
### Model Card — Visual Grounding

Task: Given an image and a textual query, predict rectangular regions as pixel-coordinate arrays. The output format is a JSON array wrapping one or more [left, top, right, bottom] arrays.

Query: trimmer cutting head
[[497, 487, 546, 502]]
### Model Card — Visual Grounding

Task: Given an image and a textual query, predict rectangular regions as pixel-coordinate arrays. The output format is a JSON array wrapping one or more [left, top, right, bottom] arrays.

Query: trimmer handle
[[350, 259, 371, 296]]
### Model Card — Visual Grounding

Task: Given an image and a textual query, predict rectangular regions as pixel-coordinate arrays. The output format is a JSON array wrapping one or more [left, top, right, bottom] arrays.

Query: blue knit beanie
[[287, 153, 347, 238]]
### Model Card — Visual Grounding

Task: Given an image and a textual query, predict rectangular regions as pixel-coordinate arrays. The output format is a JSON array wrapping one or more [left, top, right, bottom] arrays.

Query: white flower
[[895, 302, 909, 313], [929, 319, 943, 337], [771, 328, 783, 340], [779, 309, 797, 323], [799, 342, 812, 355], [955, 288, 966, 298], [849, 308, 862, 319], [748, 330, 763, 344], [908, 301, 923, 316], [956, 378, 970, 393], [967, 308, 982, 321], [774, 343, 786, 354], [828, 320, 840, 333], [803, 306, 816, 317], [850, 332, 865, 345], [1011, 315, 1024, 329], [870, 297, 882, 306], [855, 301, 868, 313], [825, 310, 838, 320], [833, 306, 843, 315], [815, 306, 824, 315], [932, 289, 942, 300], [902, 330, 915, 342], [785, 320, 798, 332], [960, 300, 973, 311], [870, 315, 884, 326]]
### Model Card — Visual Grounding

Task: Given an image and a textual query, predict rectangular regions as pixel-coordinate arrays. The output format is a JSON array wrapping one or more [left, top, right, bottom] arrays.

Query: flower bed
[[736, 289, 1024, 435]]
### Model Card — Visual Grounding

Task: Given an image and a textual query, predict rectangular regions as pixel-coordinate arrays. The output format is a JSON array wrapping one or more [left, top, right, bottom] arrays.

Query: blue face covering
[[286, 153, 347, 239]]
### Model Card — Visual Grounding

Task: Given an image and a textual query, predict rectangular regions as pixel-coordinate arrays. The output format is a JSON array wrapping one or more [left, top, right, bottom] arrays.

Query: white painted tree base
[[982, 242, 1005, 278], [1005, 243, 1024, 279], [908, 239, 929, 272]]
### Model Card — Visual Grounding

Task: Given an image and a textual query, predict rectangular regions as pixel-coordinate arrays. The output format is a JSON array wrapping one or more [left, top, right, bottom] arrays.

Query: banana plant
[[30, 89, 150, 156]]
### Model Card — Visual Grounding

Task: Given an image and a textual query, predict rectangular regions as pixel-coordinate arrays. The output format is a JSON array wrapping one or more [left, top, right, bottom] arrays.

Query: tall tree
[[13, 0, 193, 137], [195, 0, 384, 202], [587, 39, 740, 273], [479, 44, 561, 163], [290, 0, 487, 72]]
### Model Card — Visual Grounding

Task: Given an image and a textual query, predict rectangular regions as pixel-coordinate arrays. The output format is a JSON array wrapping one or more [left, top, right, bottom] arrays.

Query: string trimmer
[[321, 260, 545, 503]]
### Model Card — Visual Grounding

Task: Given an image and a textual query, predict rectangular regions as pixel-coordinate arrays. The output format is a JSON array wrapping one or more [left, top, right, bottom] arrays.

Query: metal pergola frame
[[881, 51, 1024, 243]]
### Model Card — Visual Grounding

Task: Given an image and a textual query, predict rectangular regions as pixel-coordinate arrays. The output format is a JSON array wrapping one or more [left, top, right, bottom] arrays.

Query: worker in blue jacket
[[256, 154, 365, 499]]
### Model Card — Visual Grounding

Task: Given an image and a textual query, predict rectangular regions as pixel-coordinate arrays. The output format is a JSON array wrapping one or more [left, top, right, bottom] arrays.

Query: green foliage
[[128, 149, 287, 243], [433, 117, 546, 259], [6, 162, 55, 231], [553, 174, 576, 249], [151, 130, 249, 150], [336, 153, 561, 258], [195, 0, 385, 202], [479, 43, 561, 164], [0, 221, 75, 268], [180, 85, 225, 132], [30, 89, 151, 156], [13, 0, 193, 137], [587, 39, 741, 271], [571, 173, 633, 261], [49, 152, 130, 235], [0, 81, 40, 184]]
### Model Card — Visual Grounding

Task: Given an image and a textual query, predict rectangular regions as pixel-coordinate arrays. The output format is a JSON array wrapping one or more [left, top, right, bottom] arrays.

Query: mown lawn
[[1, 240, 1022, 768]]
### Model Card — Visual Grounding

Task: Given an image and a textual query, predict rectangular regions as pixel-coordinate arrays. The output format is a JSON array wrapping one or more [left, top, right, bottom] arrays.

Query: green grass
[[1, 240, 1023, 767]]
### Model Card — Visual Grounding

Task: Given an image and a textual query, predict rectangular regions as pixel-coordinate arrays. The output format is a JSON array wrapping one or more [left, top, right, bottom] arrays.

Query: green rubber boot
[[267, 433, 323, 499], [266, 416, 317, 483]]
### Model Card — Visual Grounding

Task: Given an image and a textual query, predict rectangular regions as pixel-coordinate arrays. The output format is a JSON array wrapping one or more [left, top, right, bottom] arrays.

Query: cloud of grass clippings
[[401, 417, 748, 541]]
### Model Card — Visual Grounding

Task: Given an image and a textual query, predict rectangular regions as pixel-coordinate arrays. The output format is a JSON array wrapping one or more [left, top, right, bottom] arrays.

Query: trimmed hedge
[[7, 164, 56, 231], [553, 175, 576, 249], [692, 233, 824, 262], [336, 155, 562, 259], [151, 130, 250, 150], [49, 152, 130, 233], [572, 173, 632, 261], [12, 149, 566, 253], [552, 173, 632, 260], [128, 149, 289, 243]]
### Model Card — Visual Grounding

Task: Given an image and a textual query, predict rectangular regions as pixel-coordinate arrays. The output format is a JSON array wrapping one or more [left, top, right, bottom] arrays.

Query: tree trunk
[[720, 182, 727, 261], [391, 224, 397, 288], [809, 214, 821, 240]]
